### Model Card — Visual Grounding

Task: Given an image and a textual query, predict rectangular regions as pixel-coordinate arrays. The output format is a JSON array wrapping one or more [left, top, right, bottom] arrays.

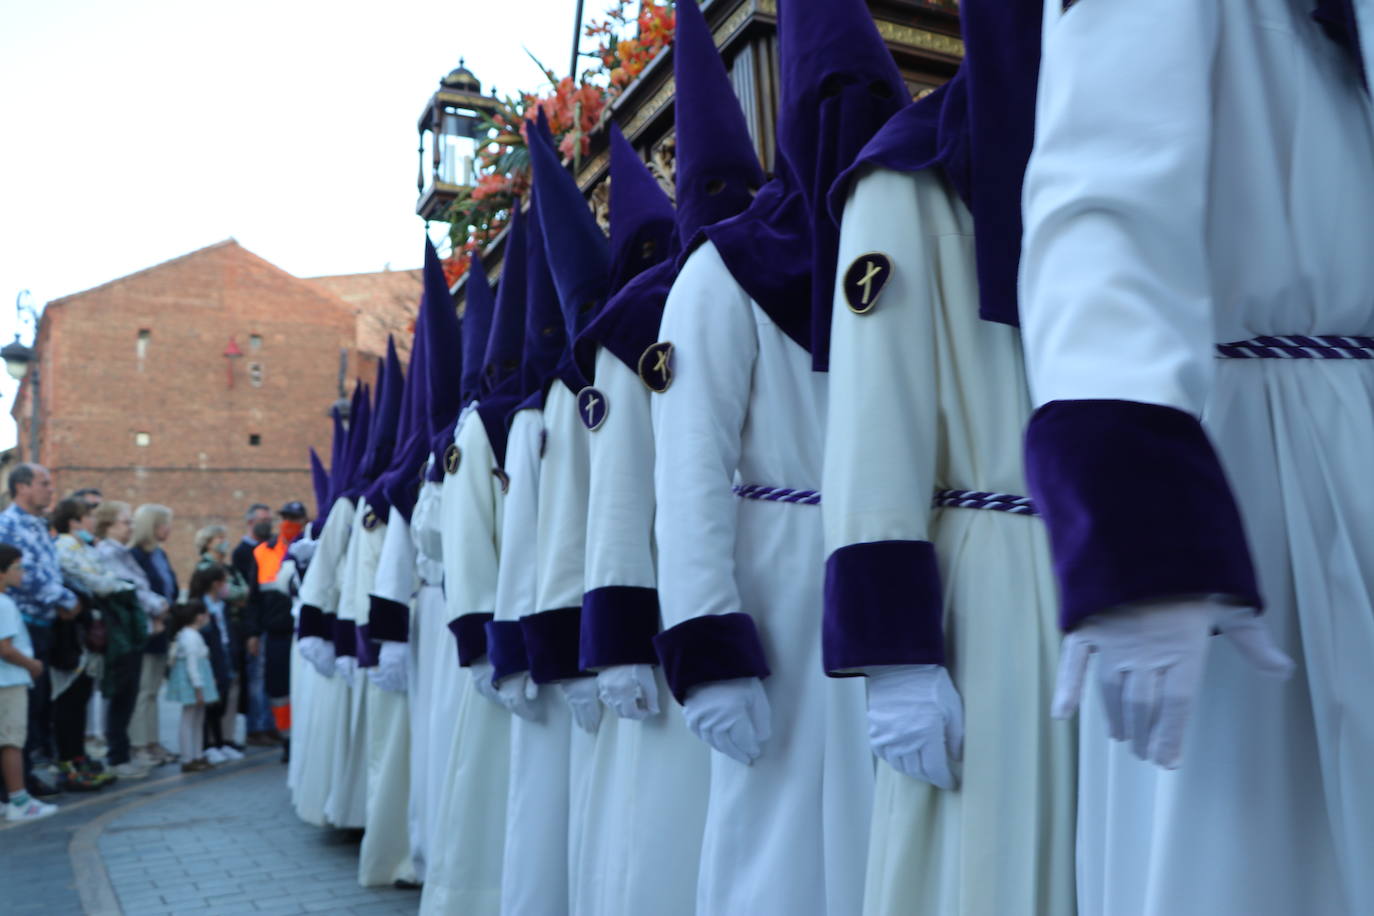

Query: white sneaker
[[110, 762, 151, 779], [217, 746, 244, 761], [132, 750, 159, 769], [6, 798, 58, 822], [204, 748, 227, 765]]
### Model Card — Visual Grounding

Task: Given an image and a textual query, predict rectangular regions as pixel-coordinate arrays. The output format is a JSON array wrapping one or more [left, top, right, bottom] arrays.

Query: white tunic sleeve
[[822, 168, 954, 672], [369, 511, 416, 643], [581, 348, 660, 670], [524, 383, 593, 683], [488, 408, 543, 683], [441, 413, 504, 666], [651, 243, 770, 703], [1019, 0, 1261, 629]]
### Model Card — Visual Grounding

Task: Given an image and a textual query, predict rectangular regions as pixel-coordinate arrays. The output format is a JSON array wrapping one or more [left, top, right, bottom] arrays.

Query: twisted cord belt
[[732, 484, 1039, 516], [1216, 335, 1374, 359]]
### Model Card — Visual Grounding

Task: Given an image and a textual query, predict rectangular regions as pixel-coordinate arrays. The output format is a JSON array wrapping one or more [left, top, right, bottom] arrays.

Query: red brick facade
[[10, 240, 420, 576]]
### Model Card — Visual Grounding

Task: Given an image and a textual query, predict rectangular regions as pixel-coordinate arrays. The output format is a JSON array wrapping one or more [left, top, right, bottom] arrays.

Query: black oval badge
[[576, 386, 609, 432], [491, 467, 510, 494], [362, 509, 379, 531], [444, 443, 462, 476], [638, 341, 674, 393], [844, 253, 892, 315]]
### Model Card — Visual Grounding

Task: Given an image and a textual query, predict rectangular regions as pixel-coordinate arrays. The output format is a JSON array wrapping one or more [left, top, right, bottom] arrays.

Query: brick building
[[9, 240, 420, 576]]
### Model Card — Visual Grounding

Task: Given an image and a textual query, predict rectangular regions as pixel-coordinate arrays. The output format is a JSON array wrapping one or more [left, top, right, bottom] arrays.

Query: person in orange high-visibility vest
[[250, 501, 309, 763]]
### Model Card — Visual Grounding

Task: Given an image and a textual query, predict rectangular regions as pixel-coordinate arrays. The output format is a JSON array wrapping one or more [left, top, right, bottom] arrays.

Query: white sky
[[0, 0, 581, 449]]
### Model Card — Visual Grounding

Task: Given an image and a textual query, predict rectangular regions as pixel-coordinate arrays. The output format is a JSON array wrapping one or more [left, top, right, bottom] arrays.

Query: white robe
[[292, 497, 355, 827], [653, 242, 873, 916], [496, 407, 572, 916], [578, 346, 709, 916], [420, 408, 511, 916], [359, 509, 417, 887], [824, 166, 1076, 915], [1022, 3, 1374, 913], [531, 381, 597, 916], [408, 479, 454, 886], [323, 499, 371, 830]]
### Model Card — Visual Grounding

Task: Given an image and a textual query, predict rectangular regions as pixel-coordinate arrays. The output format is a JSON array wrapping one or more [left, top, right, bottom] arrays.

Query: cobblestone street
[[0, 749, 420, 915]]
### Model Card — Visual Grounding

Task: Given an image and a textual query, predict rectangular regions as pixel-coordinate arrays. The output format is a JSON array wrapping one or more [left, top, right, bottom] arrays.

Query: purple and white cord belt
[[732, 484, 1040, 516], [1216, 335, 1374, 359]]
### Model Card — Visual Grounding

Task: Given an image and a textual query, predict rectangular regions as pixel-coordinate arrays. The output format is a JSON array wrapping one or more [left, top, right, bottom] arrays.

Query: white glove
[[865, 665, 964, 790], [265, 560, 297, 595], [559, 678, 603, 734], [288, 538, 318, 566], [497, 671, 541, 721], [597, 664, 660, 720], [683, 677, 772, 766], [298, 636, 336, 679], [367, 640, 410, 693], [1054, 599, 1294, 769], [469, 660, 502, 705], [335, 652, 358, 687]]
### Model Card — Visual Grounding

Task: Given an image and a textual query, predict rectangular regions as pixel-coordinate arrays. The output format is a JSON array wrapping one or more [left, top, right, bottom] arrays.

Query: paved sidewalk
[[0, 751, 420, 915]]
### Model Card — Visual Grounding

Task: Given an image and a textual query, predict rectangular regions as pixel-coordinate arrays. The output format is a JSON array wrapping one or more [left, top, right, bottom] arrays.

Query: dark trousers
[[52, 672, 92, 762], [104, 653, 142, 766], [23, 623, 53, 779], [204, 698, 225, 748]]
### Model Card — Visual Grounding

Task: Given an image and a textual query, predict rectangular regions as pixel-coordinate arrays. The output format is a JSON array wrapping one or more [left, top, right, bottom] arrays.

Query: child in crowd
[[165, 602, 219, 774], [0, 544, 58, 821], [188, 565, 243, 764]]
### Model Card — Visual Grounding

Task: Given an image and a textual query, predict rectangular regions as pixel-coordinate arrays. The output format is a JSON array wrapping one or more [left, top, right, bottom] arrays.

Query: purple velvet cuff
[[333, 618, 357, 658], [355, 624, 381, 668], [1025, 399, 1263, 631], [448, 612, 494, 667], [823, 540, 945, 674], [579, 586, 661, 670], [653, 612, 771, 706], [367, 595, 411, 643], [485, 620, 530, 684], [520, 607, 591, 684], [298, 604, 328, 640]]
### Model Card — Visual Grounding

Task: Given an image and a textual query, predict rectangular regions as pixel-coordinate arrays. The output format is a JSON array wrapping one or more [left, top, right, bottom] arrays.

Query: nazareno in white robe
[[323, 499, 371, 830], [407, 477, 454, 886], [494, 406, 573, 916], [359, 508, 417, 887], [420, 408, 511, 916], [577, 346, 709, 916], [1021, 2, 1374, 913], [824, 165, 1076, 916], [652, 241, 873, 916], [292, 496, 354, 827]]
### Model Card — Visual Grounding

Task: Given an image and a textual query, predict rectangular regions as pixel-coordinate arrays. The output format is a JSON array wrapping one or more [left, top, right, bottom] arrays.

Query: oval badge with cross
[[576, 386, 609, 432], [639, 341, 674, 393], [491, 467, 510, 494], [844, 253, 892, 315], [362, 509, 379, 531], [444, 443, 462, 476]]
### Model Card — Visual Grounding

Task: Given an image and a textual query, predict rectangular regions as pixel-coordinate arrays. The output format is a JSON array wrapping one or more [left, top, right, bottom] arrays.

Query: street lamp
[[416, 58, 502, 222], [5, 291, 42, 462]]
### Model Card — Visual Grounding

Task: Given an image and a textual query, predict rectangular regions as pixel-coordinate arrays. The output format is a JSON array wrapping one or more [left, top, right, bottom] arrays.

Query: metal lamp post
[[3, 291, 41, 462]]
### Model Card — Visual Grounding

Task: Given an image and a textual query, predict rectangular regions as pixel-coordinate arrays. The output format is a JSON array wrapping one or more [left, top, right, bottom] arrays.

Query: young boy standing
[[0, 544, 57, 821]]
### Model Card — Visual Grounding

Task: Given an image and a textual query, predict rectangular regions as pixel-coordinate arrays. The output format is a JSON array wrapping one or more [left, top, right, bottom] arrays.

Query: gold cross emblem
[[857, 259, 884, 306], [583, 393, 600, 422], [845, 252, 892, 314]]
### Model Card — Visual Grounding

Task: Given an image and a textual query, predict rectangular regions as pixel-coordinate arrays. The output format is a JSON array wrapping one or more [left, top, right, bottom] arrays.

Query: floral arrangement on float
[[442, 0, 676, 286]]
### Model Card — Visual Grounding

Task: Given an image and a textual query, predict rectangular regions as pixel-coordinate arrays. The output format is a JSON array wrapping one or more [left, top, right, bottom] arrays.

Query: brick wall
[[11, 240, 419, 578]]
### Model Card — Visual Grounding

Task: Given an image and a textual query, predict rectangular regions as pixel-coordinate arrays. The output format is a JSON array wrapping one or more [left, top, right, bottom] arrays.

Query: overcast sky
[[0, 0, 579, 449]]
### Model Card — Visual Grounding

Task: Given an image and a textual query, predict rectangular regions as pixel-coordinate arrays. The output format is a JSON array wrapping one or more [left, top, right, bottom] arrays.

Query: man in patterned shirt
[[0, 464, 79, 793]]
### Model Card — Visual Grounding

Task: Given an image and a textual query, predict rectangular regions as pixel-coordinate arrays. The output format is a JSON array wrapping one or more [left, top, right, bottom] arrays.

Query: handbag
[[84, 610, 108, 653]]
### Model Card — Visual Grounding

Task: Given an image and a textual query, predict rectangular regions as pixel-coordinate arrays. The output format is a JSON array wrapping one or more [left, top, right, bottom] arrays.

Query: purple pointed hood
[[484, 198, 528, 396], [460, 251, 495, 404], [324, 403, 347, 507], [340, 382, 370, 500], [673, 0, 765, 248], [309, 448, 329, 537], [578, 125, 679, 374], [607, 124, 675, 294], [353, 338, 404, 503], [366, 316, 427, 522], [519, 182, 569, 406], [829, 0, 1038, 327], [704, 0, 908, 371], [528, 109, 609, 383]]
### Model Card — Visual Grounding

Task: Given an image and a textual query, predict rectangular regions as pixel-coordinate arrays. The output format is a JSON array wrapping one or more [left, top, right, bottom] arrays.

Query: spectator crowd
[[0, 463, 309, 822]]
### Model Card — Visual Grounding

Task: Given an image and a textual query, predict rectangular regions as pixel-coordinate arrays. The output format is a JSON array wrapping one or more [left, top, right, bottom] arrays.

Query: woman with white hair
[[128, 503, 177, 765]]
